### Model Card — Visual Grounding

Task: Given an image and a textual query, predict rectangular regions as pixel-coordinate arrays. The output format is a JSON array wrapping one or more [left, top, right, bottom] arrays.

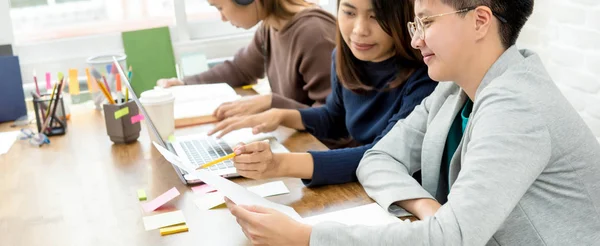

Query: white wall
[[0, 0, 14, 45], [517, 0, 600, 140]]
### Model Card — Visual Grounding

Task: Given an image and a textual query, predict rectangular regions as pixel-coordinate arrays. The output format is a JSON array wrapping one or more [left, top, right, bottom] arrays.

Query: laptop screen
[[111, 57, 168, 148]]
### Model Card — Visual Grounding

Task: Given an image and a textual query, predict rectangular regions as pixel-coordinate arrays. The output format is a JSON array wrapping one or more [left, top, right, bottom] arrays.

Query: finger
[[234, 163, 260, 172], [222, 106, 244, 119], [224, 197, 236, 207], [217, 121, 251, 139], [230, 202, 258, 223], [215, 103, 235, 119], [213, 102, 232, 117], [252, 124, 267, 134], [207, 117, 237, 136], [234, 153, 264, 164], [242, 141, 269, 153]]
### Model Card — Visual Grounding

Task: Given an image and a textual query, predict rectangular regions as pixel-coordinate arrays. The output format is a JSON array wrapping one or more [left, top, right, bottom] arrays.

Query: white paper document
[[142, 210, 186, 231], [194, 181, 290, 211], [0, 131, 19, 155], [153, 142, 301, 220], [301, 203, 401, 226], [163, 83, 241, 121]]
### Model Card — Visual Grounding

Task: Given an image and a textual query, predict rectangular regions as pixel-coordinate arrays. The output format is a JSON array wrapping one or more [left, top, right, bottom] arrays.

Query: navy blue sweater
[[298, 50, 437, 187]]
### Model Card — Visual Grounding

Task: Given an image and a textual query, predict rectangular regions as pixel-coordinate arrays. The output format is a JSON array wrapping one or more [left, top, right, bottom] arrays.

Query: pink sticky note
[[191, 184, 216, 194], [45, 72, 51, 90], [142, 187, 180, 213], [131, 114, 144, 124]]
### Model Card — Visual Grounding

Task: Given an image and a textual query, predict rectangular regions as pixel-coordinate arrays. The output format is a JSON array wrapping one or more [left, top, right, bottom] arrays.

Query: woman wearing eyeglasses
[[224, 0, 600, 245]]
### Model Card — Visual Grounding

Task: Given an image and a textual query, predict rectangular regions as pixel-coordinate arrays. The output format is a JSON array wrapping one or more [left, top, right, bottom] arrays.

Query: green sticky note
[[122, 27, 177, 95], [137, 189, 147, 201], [114, 107, 130, 119], [168, 135, 176, 143]]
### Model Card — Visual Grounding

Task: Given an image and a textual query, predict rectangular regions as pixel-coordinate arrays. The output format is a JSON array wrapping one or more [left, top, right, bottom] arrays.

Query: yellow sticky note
[[114, 107, 129, 119], [85, 68, 97, 92], [168, 135, 176, 142], [68, 69, 80, 95], [137, 189, 147, 201], [160, 224, 188, 236]]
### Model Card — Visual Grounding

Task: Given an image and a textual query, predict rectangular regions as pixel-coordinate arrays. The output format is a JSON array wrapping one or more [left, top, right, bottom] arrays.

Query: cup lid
[[139, 89, 175, 105]]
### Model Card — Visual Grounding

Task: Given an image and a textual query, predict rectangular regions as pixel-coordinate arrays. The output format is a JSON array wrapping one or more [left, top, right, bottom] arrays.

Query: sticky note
[[160, 224, 189, 236], [141, 187, 180, 213], [194, 191, 226, 211], [68, 69, 80, 95], [168, 135, 176, 142], [191, 184, 216, 194], [130, 113, 144, 124], [247, 181, 290, 197], [142, 210, 186, 231], [45, 72, 51, 90], [114, 107, 129, 119], [137, 189, 147, 201], [85, 68, 97, 92]]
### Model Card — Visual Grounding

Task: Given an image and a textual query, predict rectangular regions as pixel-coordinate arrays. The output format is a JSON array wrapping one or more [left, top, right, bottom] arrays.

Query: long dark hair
[[336, 0, 423, 92]]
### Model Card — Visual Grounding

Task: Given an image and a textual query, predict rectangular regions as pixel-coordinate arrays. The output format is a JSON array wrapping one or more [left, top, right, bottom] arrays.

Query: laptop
[[112, 58, 290, 184]]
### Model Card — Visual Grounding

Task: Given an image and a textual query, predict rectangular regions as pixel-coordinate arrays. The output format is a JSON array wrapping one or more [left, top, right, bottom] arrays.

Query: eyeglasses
[[18, 128, 50, 147], [407, 7, 508, 41]]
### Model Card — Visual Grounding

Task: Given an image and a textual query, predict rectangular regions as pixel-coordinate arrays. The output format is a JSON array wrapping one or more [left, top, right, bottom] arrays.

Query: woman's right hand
[[156, 78, 184, 88], [233, 141, 283, 180], [208, 109, 284, 138]]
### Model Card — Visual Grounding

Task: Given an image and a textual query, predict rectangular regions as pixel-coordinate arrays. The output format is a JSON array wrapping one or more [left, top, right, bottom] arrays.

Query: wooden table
[[0, 104, 373, 246]]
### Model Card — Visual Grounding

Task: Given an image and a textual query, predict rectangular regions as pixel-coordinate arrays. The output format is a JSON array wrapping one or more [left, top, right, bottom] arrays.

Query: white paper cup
[[139, 89, 175, 142]]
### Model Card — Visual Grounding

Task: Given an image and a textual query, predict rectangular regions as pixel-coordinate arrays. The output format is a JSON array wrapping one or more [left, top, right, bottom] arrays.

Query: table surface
[[0, 102, 374, 246]]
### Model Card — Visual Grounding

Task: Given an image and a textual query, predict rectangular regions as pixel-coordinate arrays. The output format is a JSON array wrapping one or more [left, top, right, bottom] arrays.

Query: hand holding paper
[[152, 142, 301, 220]]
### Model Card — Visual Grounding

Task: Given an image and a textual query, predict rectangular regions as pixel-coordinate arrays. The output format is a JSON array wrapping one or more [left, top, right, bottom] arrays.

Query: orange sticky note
[[68, 69, 80, 95], [85, 68, 97, 92], [116, 73, 122, 92]]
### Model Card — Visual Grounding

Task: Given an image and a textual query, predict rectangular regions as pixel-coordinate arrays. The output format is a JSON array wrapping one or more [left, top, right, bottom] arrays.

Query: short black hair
[[440, 0, 534, 48]]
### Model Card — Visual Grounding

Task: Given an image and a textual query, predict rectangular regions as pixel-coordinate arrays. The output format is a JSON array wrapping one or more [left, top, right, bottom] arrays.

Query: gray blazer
[[309, 46, 600, 245]]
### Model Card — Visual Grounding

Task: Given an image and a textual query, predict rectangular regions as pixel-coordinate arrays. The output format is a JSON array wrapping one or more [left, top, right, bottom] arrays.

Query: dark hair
[[336, 0, 424, 92], [260, 0, 314, 22], [439, 0, 534, 48]]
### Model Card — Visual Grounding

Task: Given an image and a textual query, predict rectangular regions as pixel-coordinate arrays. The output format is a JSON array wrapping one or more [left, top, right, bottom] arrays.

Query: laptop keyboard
[[180, 138, 235, 171]]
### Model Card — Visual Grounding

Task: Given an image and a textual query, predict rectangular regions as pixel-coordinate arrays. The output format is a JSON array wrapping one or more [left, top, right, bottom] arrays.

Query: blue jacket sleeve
[[302, 67, 437, 187], [298, 50, 349, 140]]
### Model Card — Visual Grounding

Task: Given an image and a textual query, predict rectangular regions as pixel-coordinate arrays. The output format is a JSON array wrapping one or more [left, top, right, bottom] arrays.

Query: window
[[10, 0, 176, 43]]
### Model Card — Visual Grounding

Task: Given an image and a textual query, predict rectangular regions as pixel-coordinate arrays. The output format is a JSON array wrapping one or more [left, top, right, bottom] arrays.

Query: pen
[[197, 153, 236, 170]]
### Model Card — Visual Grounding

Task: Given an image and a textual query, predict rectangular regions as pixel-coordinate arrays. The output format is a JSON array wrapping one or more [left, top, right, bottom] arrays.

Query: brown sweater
[[183, 8, 336, 109]]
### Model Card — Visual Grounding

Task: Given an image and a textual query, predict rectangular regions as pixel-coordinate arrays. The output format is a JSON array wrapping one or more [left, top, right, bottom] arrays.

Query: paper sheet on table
[[194, 181, 290, 211], [0, 131, 19, 155], [152, 142, 301, 220], [143, 210, 186, 231], [162, 83, 241, 120], [301, 203, 401, 226]]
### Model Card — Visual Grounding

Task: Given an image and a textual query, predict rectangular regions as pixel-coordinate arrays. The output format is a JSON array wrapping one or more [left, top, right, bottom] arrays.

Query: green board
[[122, 26, 177, 95]]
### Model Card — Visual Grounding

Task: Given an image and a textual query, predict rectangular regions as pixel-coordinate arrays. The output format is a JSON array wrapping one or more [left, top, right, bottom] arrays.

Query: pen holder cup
[[33, 94, 67, 136], [103, 100, 141, 144]]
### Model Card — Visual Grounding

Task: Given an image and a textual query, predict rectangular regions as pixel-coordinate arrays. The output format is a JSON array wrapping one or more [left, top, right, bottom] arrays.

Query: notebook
[[0, 56, 27, 123], [122, 26, 177, 95], [161, 83, 241, 128]]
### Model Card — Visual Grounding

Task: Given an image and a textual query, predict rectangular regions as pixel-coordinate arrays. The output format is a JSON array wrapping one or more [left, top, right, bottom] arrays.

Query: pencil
[[197, 153, 236, 170], [242, 85, 254, 90], [33, 71, 40, 96], [97, 80, 115, 104]]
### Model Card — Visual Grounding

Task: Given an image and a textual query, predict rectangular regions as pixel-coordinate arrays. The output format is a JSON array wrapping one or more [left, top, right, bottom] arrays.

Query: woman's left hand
[[225, 197, 312, 246]]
